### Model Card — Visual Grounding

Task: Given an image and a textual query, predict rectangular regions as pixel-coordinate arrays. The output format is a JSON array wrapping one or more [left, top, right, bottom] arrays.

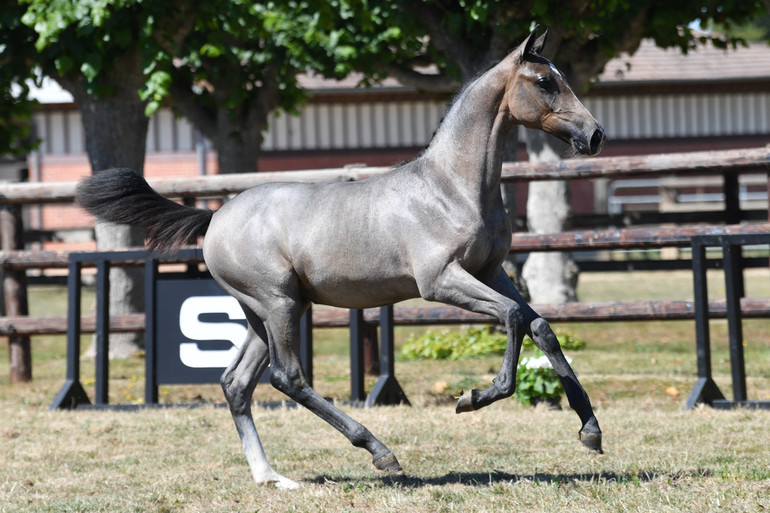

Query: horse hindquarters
[[207, 244, 403, 485]]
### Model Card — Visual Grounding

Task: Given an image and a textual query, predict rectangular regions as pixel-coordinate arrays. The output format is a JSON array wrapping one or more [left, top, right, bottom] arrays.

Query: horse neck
[[422, 59, 515, 201]]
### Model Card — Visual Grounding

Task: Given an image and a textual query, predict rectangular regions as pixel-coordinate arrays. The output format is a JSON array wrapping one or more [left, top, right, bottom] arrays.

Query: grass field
[[1, 269, 769, 512]]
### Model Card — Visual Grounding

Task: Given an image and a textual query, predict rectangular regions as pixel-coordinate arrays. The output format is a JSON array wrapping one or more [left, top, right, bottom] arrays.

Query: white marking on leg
[[236, 415, 300, 489]]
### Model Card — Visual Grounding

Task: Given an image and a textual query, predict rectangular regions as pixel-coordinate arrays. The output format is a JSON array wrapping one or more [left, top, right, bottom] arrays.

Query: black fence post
[[49, 259, 90, 410], [686, 238, 725, 409], [94, 259, 111, 405], [366, 305, 410, 407], [722, 240, 747, 401], [144, 257, 159, 405], [349, 309, 366, 402], [300, 307, 313, 388]]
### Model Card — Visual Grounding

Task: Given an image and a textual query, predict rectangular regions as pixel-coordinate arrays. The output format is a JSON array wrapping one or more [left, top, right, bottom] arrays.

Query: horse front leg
[[491, 269, 603, 453], [529, 316, 602, 452], [420, 261, 528, 411], [454, 301, 527, 413]]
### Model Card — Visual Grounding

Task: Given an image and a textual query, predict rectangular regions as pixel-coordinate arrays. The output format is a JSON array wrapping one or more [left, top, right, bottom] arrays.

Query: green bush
[[514, 351, 565, 406], [400, 326, 505, 361], [401, 326, 586, 361], [553, 331, 587, 351]]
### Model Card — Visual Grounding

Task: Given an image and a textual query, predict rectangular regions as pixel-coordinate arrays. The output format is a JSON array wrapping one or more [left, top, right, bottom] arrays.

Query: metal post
[[380, 305, 395, 377], [693, 241, 712, 379], [300, 307, 313, 388], [95, 259, 110, 405], [723, 240, 747, 401], [144, 258, 159, 404], [723, 171, 745, 296], [349, 309, 365, 402], [366, 305, 410, 407], [49, 260, 90, 409], [723, 171, 741, 224], [685, 238, 725, 409]]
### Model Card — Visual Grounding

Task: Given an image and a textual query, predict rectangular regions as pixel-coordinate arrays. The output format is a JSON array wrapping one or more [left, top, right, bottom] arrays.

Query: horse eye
[[536, 76, 558, 94]]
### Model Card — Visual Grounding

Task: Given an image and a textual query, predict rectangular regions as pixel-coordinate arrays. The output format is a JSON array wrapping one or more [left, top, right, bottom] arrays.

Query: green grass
[[1, 269, 770, 511]]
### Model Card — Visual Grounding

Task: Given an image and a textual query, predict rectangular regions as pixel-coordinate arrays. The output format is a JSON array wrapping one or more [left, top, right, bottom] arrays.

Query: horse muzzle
[[571, 125, 605, 156], [588, 126, 606, 155]]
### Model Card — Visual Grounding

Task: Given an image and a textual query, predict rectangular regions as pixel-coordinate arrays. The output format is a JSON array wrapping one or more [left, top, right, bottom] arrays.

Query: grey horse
[[77, 27, 605, 489]]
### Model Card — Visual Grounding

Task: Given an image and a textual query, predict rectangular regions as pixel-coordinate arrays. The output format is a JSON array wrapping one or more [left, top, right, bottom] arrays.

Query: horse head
[[505, 26, 605, 156]]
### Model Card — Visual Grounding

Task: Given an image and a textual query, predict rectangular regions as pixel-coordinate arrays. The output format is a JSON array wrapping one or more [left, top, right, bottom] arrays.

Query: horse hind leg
[[255, 296, 402, 474], [221, 319, 300, 489]]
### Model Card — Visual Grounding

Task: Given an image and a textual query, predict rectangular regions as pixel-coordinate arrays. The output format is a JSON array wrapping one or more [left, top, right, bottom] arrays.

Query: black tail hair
[[76, 168, 214, 253]]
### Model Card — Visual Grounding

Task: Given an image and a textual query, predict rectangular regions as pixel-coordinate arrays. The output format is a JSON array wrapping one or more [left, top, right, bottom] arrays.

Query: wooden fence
[[1, 145, 769, 384]]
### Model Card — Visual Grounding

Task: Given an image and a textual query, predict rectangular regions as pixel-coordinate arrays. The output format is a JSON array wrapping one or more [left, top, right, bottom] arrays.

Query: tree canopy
[[330, 0, 768, 94], [0, 1, 39, 157]]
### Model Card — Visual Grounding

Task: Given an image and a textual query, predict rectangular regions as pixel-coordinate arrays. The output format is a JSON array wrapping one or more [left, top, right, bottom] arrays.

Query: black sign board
[[154, 278, 263, 384]]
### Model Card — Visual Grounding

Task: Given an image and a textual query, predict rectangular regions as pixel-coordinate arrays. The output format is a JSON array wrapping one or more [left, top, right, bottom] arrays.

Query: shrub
[[513, 352, 566, 406], [400, 326, 505, 361], [400, 326, 586, 361]]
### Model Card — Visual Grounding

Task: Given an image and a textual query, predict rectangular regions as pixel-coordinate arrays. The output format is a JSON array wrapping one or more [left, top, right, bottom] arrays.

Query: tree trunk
[[522, 130, 578, 304], [214, 110, 262, 174], [55, 53, 149, 358]]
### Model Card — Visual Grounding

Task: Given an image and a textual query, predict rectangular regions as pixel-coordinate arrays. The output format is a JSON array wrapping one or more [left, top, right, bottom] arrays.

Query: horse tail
[[76, 168, 214, 254]]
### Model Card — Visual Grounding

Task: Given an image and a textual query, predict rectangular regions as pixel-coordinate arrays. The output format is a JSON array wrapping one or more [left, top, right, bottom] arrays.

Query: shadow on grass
[[308, 469, 711, 488]]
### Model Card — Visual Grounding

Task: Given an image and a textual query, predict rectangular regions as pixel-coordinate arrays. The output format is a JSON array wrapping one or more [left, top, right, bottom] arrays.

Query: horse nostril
[[589, 127, 605, 154]]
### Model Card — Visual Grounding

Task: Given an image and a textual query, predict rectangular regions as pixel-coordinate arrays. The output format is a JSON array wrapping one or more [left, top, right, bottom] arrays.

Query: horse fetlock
[[492, 374, 516, 398], [254, 470, 301, 490], [347, 424, 374, 449]]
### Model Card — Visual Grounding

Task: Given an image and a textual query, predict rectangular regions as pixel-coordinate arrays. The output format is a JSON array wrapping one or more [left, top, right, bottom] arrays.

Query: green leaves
[[140, 69, 172, 116], [401, 327, 586, 361], [514, 351, 565, 406], [401, 327, 507, 361]]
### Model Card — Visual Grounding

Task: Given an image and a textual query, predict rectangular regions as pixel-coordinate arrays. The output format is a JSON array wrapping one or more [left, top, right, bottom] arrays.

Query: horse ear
[[519, 25, 540, 63], [532, 27, 549, 55]]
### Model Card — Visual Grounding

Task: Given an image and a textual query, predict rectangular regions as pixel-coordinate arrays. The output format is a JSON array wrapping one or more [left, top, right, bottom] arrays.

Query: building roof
[[598, 39, 770, 84]]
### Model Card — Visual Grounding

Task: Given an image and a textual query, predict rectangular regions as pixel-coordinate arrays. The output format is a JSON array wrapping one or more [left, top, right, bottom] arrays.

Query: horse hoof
[[455, 389, 477, 413], [255, 472, 301, 490], [373, 452, 402, 473], [272, 476, 301, 490], [579, 430, 603, 454]]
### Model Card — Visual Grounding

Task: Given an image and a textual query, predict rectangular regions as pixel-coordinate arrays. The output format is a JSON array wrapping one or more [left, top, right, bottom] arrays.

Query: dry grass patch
[[2, 270, 770, 511], [2, 399, 770, 512]]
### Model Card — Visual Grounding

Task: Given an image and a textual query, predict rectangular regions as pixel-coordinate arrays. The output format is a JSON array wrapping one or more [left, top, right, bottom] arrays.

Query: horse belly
[[294, 243, 419, 308], [300, 275, 419, 309]]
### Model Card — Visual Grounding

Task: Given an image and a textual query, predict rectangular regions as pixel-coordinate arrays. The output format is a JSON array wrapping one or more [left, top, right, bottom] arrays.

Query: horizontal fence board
[[1, 146, 768, 204], [0, 314, 145, 335], [3, 297, 769, 336], [500, 145, 770, 182], [3, 222, 768, 269], [510, 222, 770, 252]]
